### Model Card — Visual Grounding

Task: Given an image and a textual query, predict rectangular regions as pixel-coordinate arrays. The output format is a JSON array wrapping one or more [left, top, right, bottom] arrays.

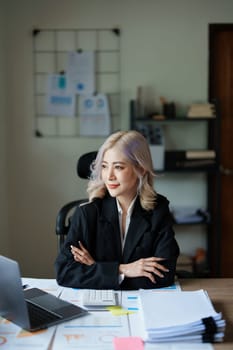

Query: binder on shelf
[[139, 289, 226, 343], [175, 159, 216, 169], [165, 150, 216, 170], [171, 207, 210, 224]]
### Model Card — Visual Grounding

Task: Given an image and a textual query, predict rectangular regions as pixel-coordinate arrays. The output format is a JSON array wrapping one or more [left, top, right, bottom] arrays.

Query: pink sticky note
[[113, 336, 144, 350]]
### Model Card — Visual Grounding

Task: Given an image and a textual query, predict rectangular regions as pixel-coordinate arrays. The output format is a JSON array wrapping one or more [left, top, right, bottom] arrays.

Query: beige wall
[[1, 0, 233, 277], [0, 3, 8, 254]]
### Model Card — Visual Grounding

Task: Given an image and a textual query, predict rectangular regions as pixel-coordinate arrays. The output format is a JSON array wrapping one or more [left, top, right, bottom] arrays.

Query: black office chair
[[55, 151, 97, 252]]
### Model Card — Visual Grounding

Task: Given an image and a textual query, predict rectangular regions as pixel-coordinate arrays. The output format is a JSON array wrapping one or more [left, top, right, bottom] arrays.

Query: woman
[[55, 130, 179, 290]]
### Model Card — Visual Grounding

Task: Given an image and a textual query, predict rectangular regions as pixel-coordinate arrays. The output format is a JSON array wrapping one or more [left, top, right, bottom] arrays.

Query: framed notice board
[[32, 28, 121, 137]]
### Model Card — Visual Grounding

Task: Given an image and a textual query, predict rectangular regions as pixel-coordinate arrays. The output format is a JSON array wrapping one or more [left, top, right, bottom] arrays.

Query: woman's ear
[[140, 167, 146, 177], [135, 165, 146, 178]]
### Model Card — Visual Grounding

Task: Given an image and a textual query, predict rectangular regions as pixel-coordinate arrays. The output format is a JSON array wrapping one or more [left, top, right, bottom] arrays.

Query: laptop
[[0, 255, 88, 332]]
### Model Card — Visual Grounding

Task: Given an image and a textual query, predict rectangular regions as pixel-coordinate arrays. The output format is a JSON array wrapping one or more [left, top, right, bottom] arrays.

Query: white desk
[[0, 278, 232, 350]]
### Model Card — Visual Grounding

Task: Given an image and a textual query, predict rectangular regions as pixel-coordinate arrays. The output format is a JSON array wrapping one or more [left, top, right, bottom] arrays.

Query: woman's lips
[[108, 184, 120, 189]]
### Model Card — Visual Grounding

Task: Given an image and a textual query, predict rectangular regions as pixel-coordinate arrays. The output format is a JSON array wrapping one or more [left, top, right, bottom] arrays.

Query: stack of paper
[[139, 290, 225, 343], [187, 103, 215, 118], [186, 150, 216, 160]]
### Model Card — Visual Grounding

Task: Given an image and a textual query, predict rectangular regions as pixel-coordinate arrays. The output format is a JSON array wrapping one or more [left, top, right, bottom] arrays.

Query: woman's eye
[[101, 164, 107, 169], [115, 165, 123, 170]]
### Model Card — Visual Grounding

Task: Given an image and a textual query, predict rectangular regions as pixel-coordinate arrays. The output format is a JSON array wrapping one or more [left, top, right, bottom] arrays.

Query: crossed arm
[[70, 241, 169, 284]]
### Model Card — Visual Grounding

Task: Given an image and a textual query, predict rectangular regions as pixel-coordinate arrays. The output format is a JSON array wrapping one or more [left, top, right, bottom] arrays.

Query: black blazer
[[55, 194, 179, 290]]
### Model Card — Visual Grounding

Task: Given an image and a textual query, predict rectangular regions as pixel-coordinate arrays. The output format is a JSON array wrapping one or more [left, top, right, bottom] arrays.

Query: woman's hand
[[70, 241, 95, 266], [119, 257, 169, 284]]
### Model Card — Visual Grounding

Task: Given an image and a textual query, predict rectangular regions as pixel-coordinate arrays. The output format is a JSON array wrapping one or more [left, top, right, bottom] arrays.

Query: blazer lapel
[[122, 199, 151, 263], [100, 196, 122, 257]]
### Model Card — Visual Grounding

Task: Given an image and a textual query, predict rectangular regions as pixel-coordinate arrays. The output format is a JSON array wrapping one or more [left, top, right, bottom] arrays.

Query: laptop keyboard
[[27, 301, 61, 328]]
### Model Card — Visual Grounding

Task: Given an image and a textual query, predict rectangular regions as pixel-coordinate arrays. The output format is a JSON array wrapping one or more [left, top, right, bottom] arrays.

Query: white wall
[[2, 0, 233, 277]]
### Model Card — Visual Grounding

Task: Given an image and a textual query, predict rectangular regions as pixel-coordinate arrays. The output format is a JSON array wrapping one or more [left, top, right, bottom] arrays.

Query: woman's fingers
[[70, 245, 83, 256], [137, 257, 169, 280], [78, 241, 88, 252], [70, 244, 94, 266], [70, 245, 83, 262], [143, 257, 169, 272]]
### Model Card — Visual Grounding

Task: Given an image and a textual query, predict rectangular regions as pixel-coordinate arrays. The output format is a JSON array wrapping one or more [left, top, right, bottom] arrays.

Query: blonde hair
[[87, 130, 157, 210]]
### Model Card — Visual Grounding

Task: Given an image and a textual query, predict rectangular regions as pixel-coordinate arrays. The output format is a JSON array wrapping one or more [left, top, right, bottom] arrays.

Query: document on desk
[[139, 289, 225, 343], [52, 311, 129, 350], [121, 282, 181, 312], [59, 287, 83, 305], [0, 316, 56, 350]]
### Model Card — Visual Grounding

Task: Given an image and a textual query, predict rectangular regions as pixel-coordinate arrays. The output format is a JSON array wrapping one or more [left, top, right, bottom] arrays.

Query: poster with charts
[[46, 74, 75, 117], [66, 51, 95, 95], [79, 94, 111, 136]]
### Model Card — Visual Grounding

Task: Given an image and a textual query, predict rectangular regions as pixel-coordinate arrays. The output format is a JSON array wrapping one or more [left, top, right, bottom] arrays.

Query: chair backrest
[[56, 151, 97, 252], [77, 151, 97, 178]]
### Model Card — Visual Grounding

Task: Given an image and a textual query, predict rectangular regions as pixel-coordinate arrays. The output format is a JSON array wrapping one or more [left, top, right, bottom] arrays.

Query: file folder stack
[[139, 289, 225, 343], [187, 103, 215, 118]]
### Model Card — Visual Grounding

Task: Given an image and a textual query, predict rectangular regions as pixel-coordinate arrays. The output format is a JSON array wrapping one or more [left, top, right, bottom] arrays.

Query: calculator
[[82, 289, 117, 307]]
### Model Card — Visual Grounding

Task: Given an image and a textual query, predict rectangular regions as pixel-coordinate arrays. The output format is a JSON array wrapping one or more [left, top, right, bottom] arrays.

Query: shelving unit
[[130, 99, 221, 277]]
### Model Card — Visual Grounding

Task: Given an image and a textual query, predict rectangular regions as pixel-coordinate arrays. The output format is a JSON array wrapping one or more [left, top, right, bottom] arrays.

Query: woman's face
[[101, 146, 139, 203]]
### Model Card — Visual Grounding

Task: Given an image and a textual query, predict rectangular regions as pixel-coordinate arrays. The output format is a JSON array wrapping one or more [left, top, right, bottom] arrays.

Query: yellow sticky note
[[107, 306, 135, 315]]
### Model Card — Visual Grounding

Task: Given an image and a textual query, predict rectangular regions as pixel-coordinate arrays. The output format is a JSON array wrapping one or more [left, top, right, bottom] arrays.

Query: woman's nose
[[108, 167, 115, 180]]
